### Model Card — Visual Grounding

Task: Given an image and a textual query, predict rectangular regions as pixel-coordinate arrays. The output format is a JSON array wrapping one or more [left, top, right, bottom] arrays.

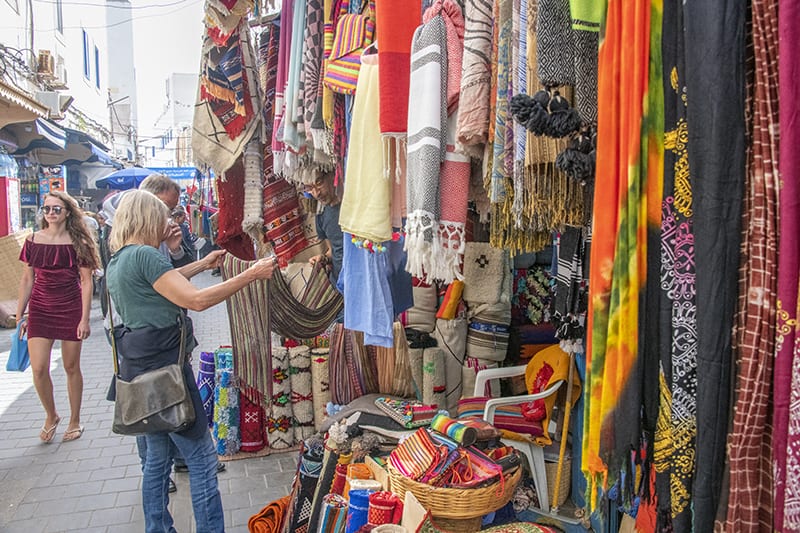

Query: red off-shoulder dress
[[19, 237, 84, 341]]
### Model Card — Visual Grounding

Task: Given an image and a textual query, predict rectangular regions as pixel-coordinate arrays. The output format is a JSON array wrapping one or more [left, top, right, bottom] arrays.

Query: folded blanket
[[248, 495, 291, 533]]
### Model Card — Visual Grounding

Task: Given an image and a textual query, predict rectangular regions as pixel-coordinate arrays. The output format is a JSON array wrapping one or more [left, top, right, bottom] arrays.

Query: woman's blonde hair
[[109, 189, 169, 253], [42, 191, 100, 269]]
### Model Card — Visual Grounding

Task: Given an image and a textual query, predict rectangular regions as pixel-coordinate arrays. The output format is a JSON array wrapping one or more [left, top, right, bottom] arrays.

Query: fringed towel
[[339, 55, 392, 243], [282, 0, 308, 155], [405, 13, 447, 282], [273, 1, 294, 176], [535, 0, 574, 86], [455, 0, 493, 156]]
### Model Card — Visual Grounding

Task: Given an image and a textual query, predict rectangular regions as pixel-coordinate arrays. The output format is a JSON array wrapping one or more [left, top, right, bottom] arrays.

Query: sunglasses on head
[[41, 206, 64, 215]]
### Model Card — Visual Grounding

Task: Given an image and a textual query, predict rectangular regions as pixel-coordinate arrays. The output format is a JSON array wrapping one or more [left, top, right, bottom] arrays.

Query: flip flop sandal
[[62, 426, 85, 442], [40, 417, 61, 443]]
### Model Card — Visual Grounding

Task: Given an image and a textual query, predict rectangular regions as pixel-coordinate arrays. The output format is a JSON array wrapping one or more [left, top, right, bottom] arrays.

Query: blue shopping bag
[[6, 323, 30, 372]]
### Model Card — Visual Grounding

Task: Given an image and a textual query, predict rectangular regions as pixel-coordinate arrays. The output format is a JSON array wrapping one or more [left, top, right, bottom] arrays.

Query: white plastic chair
[[473, 365, 564, 514]]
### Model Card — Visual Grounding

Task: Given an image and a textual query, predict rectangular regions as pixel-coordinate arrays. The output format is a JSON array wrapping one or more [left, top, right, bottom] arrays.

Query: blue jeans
[[136, 436, 185, 468], [141, 430, 224, 533]]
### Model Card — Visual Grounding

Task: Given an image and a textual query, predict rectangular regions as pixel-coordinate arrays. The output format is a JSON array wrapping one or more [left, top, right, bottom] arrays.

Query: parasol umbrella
[[94, 167, 155, 190]]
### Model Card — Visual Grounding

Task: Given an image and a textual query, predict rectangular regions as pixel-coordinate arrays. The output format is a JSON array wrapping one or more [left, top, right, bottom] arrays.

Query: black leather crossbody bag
[[108, 292, 195, 435]]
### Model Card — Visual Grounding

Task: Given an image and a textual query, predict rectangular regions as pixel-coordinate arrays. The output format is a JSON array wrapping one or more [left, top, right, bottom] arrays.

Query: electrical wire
[[34, 0, 195, 9], [0, 0, 202, 32]]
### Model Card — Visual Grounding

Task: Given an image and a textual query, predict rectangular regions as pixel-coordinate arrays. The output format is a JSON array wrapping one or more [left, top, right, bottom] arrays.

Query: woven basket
[[388, 464, 522, 520], [545, 459, 571, 507]]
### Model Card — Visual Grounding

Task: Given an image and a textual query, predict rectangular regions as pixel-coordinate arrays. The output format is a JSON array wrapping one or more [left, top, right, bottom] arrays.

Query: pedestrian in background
[[106, 189, 276, 532], [16, 191, 100, 443]]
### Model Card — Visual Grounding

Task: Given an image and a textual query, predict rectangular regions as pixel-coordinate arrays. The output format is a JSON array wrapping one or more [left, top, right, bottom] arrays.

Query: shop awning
[[23, 126, 119, 168], [4, 118, 67, 154], [0, 80, 49, 128]]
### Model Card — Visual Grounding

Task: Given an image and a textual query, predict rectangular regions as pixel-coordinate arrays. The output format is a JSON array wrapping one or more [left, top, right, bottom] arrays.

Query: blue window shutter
[[82, 30, 90, 79]]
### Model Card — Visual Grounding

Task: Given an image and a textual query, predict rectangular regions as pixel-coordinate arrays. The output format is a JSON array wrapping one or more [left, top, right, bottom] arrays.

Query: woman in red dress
[[16, 191, 99, 443]]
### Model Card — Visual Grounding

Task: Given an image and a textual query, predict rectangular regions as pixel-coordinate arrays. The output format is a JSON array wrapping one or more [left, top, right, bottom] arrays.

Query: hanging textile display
[[259, 21, 311, 265], [721, 0, 779, 528], [242, 140, 264, 240], [269, 345, 295, 449], [583, 0, 658, 511], [405, 10, 447, 282], [290, 345, 315, 442], [281, 0, 309, 168], [216, 158, 256, 260], [455, 0, 493, 157], [683, 0, 745, 528], [375, 0, 421, 177], [489, 0, 512, 204], [303, 0, 324, 137], [221, 254, 272, 410], [535, 0, 574, 87], [311, 348, 331, 431], [197, 351, 216, 428], [193, 21, 263, 175], [339, 54, 392, 244], [773, 0, 800, 529], [213, 347, 242, 456], [272, 0, 293, 176]]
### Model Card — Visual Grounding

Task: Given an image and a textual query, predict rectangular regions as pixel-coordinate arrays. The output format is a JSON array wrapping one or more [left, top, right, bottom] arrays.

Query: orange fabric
[[248, 495, 291, 533]]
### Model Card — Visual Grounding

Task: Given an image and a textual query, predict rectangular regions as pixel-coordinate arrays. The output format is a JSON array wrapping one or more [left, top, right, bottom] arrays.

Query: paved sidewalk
[[0, 271, 295, 533]]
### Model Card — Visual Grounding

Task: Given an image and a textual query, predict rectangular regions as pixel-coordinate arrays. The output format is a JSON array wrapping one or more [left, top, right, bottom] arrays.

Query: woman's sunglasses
[[41, 206, 64, 215]]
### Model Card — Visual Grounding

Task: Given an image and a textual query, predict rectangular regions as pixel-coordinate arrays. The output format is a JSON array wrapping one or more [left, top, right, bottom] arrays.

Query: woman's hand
[[203, 249, 227, 271], [309, 254, 325, 265], [163, 221, 184, 253], [77, 320, 91, 340], [246, 256, 277, 281], [16, 316, 27, 339]]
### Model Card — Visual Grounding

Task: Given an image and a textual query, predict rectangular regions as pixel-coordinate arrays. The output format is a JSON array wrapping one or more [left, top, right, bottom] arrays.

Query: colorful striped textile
[[456, 396, 544, 439], [318, 494, 349, 533], [583, 0, 659, 511], [221, 254, 272, 411], [368, 491, 403, 526]]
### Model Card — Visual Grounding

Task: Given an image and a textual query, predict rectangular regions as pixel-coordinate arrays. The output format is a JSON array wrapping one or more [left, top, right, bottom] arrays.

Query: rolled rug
[[307, 443, 342, 533], [290, 345, 315, 442], [239, 392, 266, 452], [368, 491, 404, 525], [269, 345, 295, 449], [344, 463, 374, 501], [408, 347, 424, 401], [350, 479, 383, 494], [346, 489, 374, 533], [422, 347, 446, 409], [197, 351, 216, 428], [311, 348, 332, 431], [330, 451, 354, 496], [465, 321, 510, 362], [318, 493, 349, 533], [287, 445, 324, 533], [429, 413, 477, 447], [213, 348, 241, 456], [433, 317, 467, 413]]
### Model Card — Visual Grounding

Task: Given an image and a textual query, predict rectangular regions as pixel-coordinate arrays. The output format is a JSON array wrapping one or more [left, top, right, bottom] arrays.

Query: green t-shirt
[[107, 245, 181, 329]]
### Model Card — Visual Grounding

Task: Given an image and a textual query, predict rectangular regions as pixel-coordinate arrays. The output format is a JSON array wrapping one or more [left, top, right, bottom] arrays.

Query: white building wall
[[105, 0, 137, 162]]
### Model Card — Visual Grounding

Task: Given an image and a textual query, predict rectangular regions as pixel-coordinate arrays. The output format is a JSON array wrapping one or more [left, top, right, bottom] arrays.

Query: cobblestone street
[[0, 271, 294, 533]]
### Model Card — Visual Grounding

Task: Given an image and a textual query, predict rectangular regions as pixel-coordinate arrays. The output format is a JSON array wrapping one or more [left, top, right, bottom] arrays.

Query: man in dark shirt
[[308, 172, 344, 287]]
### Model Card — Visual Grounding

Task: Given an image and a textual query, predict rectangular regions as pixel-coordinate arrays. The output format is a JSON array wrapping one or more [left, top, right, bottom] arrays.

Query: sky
[[130, 0, 205, 139]]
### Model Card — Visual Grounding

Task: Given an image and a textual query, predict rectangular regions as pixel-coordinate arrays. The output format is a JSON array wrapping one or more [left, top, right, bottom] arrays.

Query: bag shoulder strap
[[107, 288, 187, 377]]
